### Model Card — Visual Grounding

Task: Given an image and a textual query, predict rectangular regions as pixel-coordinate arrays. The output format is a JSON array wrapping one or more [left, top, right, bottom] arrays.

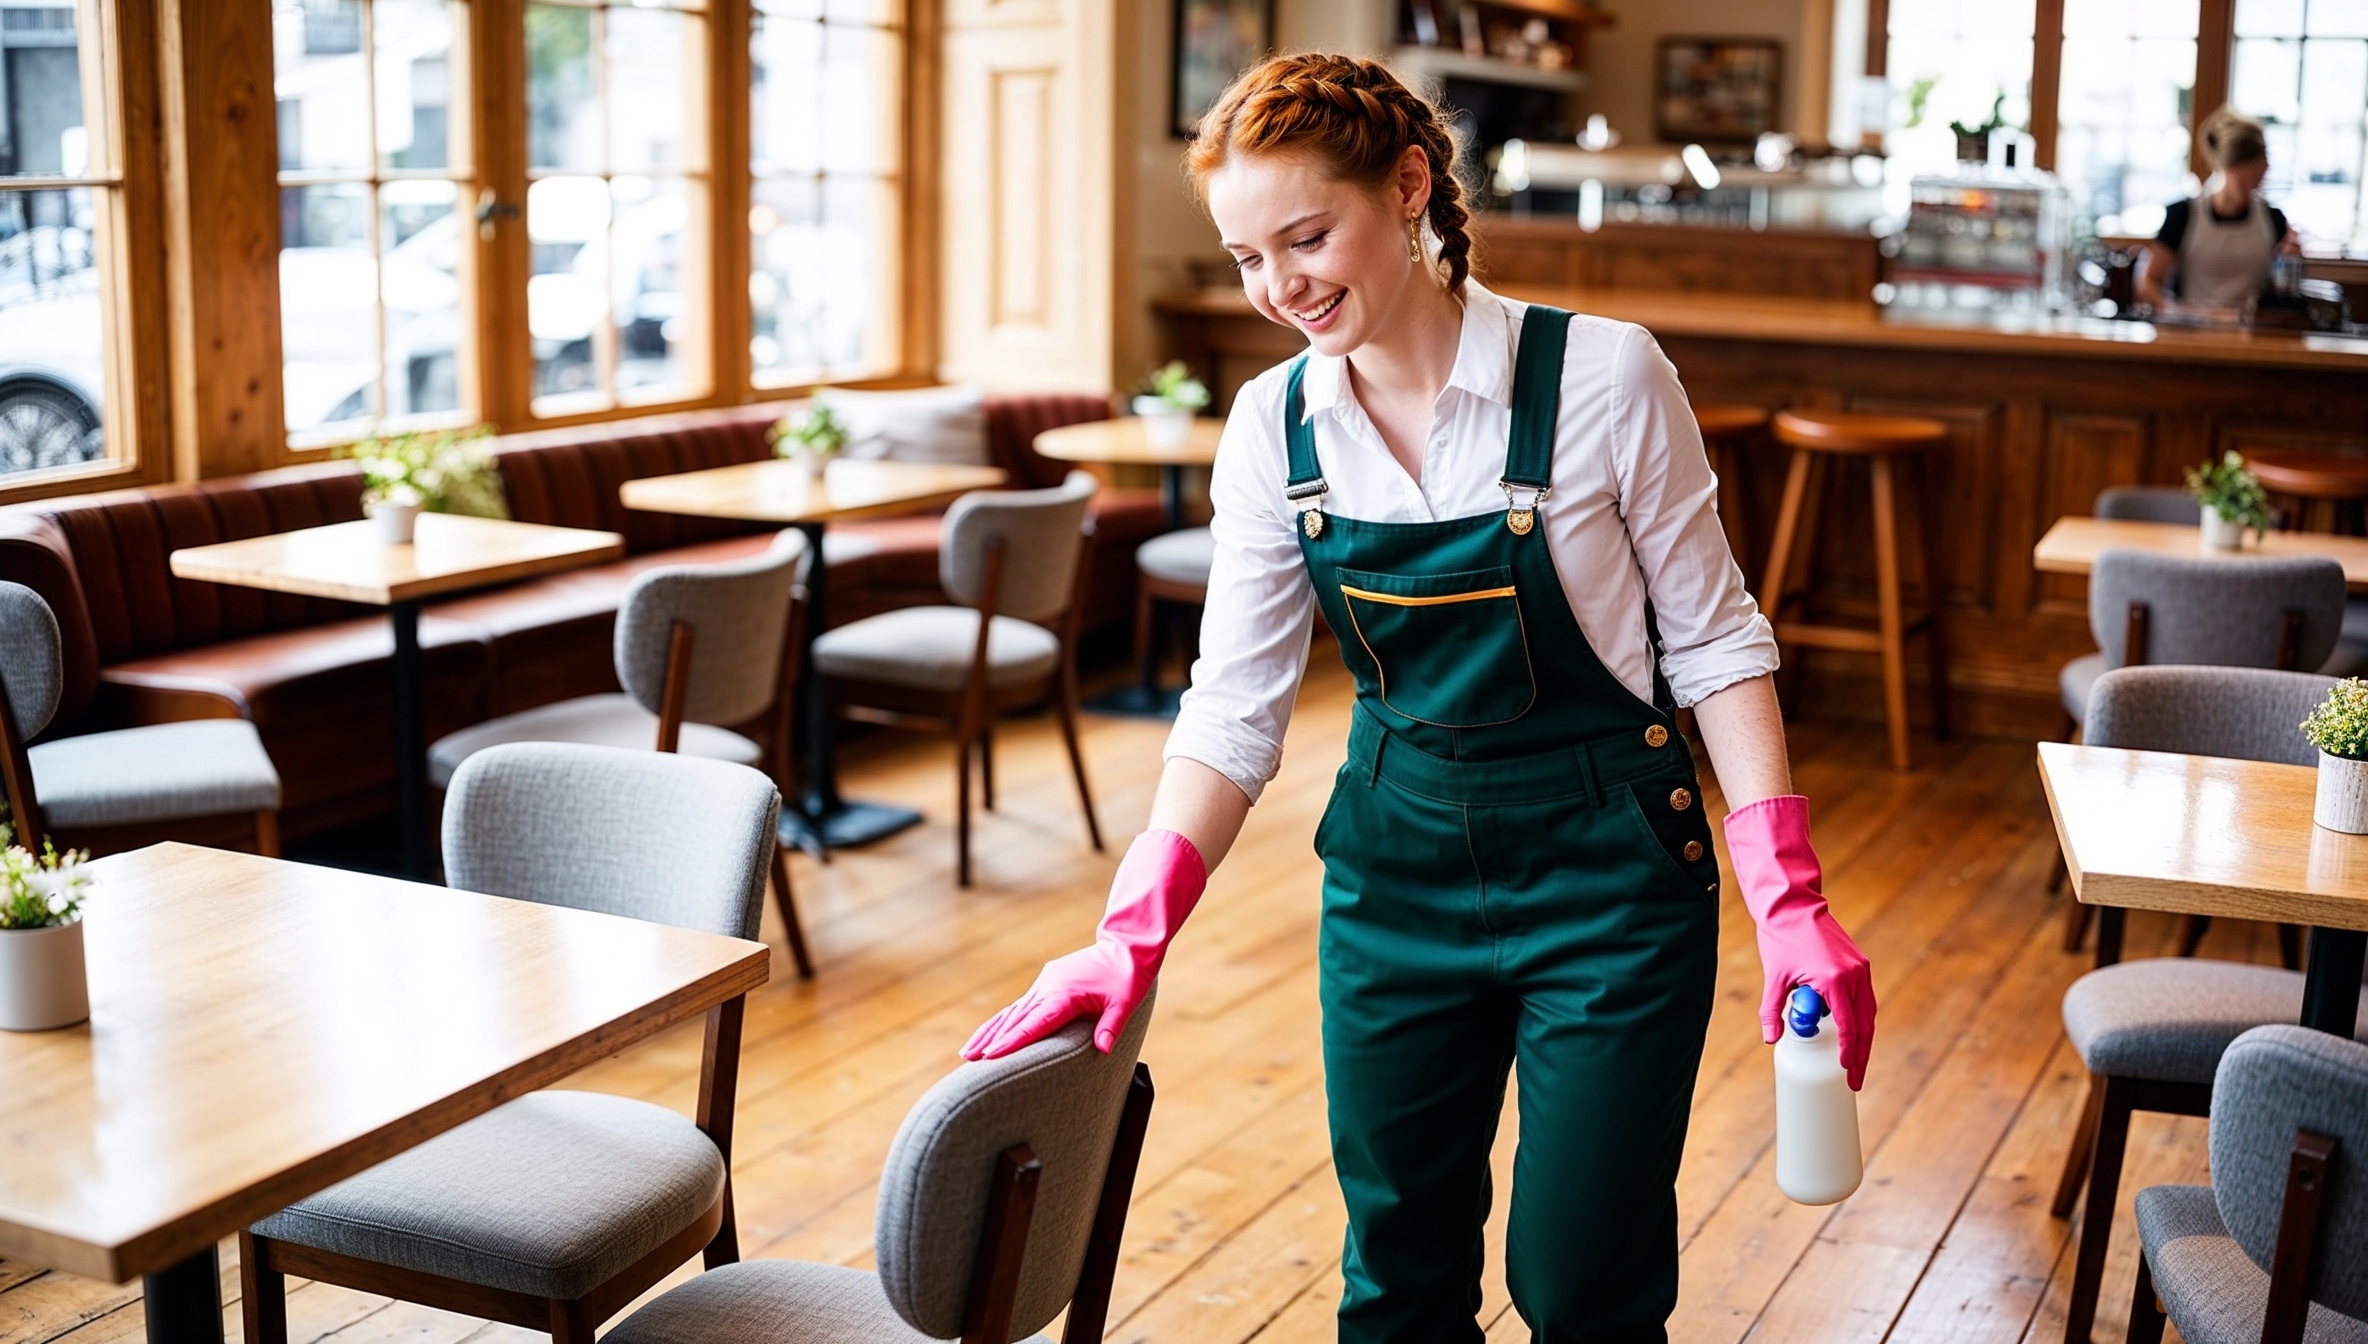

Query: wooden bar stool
[[2243, 447, 2368, 534], [1762, 409, 1953, 771], [1693, 401, 1770, 581]]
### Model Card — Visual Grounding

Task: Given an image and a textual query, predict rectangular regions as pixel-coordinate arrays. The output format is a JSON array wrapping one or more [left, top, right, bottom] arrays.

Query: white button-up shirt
[[1165, 282, 1779, 804]]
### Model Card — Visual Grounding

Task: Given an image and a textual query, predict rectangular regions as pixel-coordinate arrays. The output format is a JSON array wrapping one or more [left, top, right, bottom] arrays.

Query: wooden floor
[[0, 656, 2280, 1344]]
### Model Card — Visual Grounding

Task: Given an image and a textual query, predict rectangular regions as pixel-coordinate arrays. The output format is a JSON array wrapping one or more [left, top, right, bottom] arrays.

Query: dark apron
[[1289, 305, 1720, 1343]]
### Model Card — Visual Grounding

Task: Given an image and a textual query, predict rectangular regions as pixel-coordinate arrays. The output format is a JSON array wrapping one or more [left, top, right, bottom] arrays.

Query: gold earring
[[1408, 217, 1423, 263]]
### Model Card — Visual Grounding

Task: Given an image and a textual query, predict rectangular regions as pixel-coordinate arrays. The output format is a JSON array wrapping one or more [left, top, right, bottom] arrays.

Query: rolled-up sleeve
[[1611, 328, 1781, 707], [1162, 379, 1316, 804]]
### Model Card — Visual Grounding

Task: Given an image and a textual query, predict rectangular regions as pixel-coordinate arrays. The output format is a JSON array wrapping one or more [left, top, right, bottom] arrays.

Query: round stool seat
[[1692, 401, 1770, 441], [1136, 526, 1214, 588], [2243, 448, 2368, 500], [1773, 408, 1947, 455]]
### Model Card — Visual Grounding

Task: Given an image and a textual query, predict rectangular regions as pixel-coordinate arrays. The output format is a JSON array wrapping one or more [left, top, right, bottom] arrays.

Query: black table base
[[390, 600, 432, 879], [784, 522, 926, 856], [143, 1245, 222, 1344], [2302, 926, 2366, 1037]]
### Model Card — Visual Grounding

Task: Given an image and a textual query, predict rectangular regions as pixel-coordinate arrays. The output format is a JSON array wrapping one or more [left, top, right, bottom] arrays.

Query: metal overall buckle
[[1500, 481, 1549, 536], [1286, 477, 1329, 539]]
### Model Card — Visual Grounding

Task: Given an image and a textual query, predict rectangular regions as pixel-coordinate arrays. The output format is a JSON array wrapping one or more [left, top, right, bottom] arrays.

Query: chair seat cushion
[[28, 718, 281, 827], [2061, 959, 2368, 1084], [2060, 652, 2106, 726], [812, 607, 1059, 693], [603, 1260, 1052, 1344], [2136, 1185, 2368, 1344], [428, 694, 761, 788], [1136, 526, 1214, 588], [251, 1091, 724, 1302]]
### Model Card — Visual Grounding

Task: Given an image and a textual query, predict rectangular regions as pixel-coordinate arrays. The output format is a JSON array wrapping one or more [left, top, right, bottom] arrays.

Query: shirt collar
[[1297, 281, 1516, 422]]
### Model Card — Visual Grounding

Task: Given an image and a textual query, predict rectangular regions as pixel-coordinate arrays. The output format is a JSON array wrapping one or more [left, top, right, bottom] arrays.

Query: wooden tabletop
[[2031, 516, 2368, 593], [618, 457, 1008, 524], [2038, 742, 2368, 931], [1033, 417, 1222, 467], [167, 513, 624, 606], [0, 843, 768, 1283]]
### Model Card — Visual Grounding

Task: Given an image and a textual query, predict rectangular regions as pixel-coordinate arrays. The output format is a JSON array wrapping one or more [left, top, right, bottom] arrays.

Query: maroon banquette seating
[[0, 393, 1159, 841]]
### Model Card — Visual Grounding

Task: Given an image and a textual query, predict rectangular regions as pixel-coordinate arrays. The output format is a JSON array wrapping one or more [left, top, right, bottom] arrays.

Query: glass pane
[[381, 179, 460, 417], [611, 174, 690, 396], [2055, 12, 2198, 236], [2233, 37, 2304, 121], [527, 4, 598, 171], [528, 174, 606, 398], [0, 187, 105, 475], [606, 7, 696, 173], [821, 22, 893, 174], [749, 174, 885, 381], [2238, 0, 2305, 36], [2310, 0, 2368, 37], [274, 0, 372, 173], [1, 6, 93, 178], [1882, 0, 2037, 183], [280, 182, 380, 433], [751, 13, 822, 174], [755, 0, 820, 16], [375, 0, 457, 171]]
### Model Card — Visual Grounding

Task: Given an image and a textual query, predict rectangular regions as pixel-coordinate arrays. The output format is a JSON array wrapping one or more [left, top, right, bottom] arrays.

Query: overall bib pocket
[[1337, 565, 1536, 728], [1621, 779, 1722, 894]]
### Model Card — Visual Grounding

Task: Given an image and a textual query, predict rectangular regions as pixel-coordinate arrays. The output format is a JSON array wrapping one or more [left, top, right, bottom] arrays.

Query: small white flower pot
[[2199, 509, 2247, 552], [2315, 751, 2368, 834], [367, 498, 422, 544], [1133, 397, 1195, 449], [798, 453, 833, 481], [0, 918, 88, 1031]]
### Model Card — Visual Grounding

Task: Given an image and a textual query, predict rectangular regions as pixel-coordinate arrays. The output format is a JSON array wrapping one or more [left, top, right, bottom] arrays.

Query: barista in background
[[2137, 107, 2303, 311]]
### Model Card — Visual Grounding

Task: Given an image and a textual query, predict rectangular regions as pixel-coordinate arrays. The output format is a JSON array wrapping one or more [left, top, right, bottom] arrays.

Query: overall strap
[[1282, 356, 1325, 499], [1503, 305, 1572, 491]]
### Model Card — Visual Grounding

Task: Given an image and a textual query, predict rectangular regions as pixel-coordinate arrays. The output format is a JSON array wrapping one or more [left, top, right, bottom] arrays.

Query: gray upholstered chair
[[428, 531, 812, 976], [604, 994, 1156, 1344], [2096, 484, 2204, 526], [241, 742, 780, 1344], [812, 473, 1104, 886], [2129, 1025, 2368, 1344], [1133, 525, 1214, 699], [0, 580, 282, 857]]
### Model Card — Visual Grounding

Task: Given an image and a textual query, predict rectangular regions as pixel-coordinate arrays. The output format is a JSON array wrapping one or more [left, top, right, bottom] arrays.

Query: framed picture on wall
[[1655, 37, 1782, 143], [1173, 0, 1273, 138]]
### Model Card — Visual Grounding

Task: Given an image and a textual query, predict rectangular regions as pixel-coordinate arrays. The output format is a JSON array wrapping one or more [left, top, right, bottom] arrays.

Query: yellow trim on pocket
[[1339, 583, 1519, 608]]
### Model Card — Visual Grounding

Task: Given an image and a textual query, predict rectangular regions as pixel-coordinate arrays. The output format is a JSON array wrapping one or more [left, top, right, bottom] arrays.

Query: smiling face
[[1205, 146, 1432, 359]]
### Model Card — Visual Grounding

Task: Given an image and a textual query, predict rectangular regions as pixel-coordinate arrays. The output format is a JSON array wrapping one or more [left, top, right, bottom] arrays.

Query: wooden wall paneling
[[900, 0, 941, 380], [706, 0, 750, 403], [2193, 0, 2235, 176], [1850, 398, 2004, 611], [469, 0, 530, 428], [1992, 394, 2051, 619], [2034, 409, 2151, 612]]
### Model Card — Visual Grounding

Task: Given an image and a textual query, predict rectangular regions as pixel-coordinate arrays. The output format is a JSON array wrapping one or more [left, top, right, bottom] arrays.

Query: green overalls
[[1290, 305, 1720, 1343]]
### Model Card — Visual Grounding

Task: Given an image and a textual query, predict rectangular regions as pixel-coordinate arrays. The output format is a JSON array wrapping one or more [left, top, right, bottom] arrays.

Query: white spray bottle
[[1773, 985, 1863, 1205]]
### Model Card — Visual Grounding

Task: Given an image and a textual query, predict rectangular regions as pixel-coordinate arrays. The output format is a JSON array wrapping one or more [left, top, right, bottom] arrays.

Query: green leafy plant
[[2184, 451, 2274, 531], [1139, 361, 1210, 411], [2303, 678, 2368, 761], [768, 403, 848, 460], [340, 426, 509, 518], [0, 822, 92, 930], [1948, 91, 2011, 140]]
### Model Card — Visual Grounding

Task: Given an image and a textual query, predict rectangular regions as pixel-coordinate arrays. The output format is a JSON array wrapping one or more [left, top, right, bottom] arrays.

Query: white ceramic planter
[[2200, 509, 2246, 552], [1133, 396, 1195, 449], [2316, 750, 2368, 834], [0, 918, 89, 1031], [797, 452, 833, 481], [368, 498, 422, 544]]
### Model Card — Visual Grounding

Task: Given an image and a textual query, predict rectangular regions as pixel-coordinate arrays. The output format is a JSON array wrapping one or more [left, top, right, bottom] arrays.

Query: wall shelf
[[1389, 46, 1587, 93]]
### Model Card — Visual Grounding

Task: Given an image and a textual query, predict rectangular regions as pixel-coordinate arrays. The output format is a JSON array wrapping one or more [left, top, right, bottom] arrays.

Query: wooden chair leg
[[956, 734, 975, 889], [2126, 1249, 2167, 1344], [548, 1296, 596, 1344], [770, 847, 813, 980], [1870, 456, 1913, 772], [2278, 922, 2303, 971], [2051, 1073, 2106, 1218], [239, 1232, 289, 1344], [1913, 453, 1952, 742], [2059, 888, 2091, 950], [2061, 1076, 2135, 1344], [979, 720, 996, 812], [1055, 681, 1103, 853], [2175, 914, 2211, 958], [253, 810, 281, 858]]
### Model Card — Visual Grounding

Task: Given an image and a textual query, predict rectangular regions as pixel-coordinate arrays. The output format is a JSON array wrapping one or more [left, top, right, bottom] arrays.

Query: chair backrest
[[874, 987, 1154, 1342], [2088, 549, 2345, 671], [2209, 1025, 2368, 1321], [2095, 485, 2203, 525], [615, 530, 806, 728], [2085, 666, 2334, 765], [442, 741, 778, 941], [0, 581, 63, 741], [940, 472, 1096, 625]]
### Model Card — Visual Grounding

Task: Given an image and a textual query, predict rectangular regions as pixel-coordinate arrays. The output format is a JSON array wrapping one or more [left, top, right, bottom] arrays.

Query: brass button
[[1670, 787, 1693, 812], [1683, 840, 1706, 863], [1644, 724, 1669, 748]]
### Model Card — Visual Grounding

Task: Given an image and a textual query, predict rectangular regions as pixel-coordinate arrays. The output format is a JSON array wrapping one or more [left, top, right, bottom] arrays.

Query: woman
[[962, 54, 1875, 1342], [2138, 106, 2301, 311]]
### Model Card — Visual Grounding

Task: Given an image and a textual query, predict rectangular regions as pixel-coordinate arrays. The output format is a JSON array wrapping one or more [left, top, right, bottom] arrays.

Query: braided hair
[[1185, 53, 1477, 296]]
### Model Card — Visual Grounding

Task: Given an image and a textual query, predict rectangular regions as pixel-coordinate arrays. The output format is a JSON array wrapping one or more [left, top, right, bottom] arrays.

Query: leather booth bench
[[0, 394, 1161, 842]]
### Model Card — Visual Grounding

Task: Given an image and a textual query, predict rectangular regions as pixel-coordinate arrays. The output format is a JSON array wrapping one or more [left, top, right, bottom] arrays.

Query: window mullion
[[2031, 0, 2064, 169]]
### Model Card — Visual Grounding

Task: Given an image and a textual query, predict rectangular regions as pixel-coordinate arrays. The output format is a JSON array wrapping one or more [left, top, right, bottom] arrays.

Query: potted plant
[[769, 402, 847, 481], [1132, 361, 1210, 449], [2303, 679, 2368, 834], [0, 822, 94, 1032], [2184, 451, 2273, 551], [1949, 92, 2010, 162], [341, 425, 509, 544]]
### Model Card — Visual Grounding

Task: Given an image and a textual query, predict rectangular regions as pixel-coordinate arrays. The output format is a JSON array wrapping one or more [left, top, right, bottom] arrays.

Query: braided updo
[[1185, 53, 1476, 296]]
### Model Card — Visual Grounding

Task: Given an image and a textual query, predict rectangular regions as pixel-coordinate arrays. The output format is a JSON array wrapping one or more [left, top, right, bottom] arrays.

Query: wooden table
[[2038, 742, 2368, 1037], [1033, 417, 1222, 531], [0, 842, 768, 1344], [620, 458, 1007, 851], [169, 514, 623, 877], [2033, 516, 2368, 593]]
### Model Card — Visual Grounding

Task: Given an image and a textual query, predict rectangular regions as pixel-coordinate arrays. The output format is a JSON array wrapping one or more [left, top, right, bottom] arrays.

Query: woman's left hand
[[1723, 795, 1876, 1090]]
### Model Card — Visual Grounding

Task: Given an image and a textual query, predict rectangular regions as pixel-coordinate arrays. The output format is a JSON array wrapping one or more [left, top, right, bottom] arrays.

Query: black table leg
[[1159, 463, 1187, 532], [778, 522, 922, 855], [390, 600, 432, 880], [1084, 466, 1191, 720], [142, 1244, 222, 1344], [2301, 926, 2366, 1037]]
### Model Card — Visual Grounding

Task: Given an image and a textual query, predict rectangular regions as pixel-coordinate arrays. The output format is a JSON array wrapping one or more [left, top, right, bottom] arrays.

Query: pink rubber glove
[[1723, 795, 1876, 1091], [961, 829, 1207, 1060]]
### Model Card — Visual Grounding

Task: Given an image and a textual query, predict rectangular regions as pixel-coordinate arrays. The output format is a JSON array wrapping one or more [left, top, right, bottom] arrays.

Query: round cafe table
[[1035, 417, 1222, 717]]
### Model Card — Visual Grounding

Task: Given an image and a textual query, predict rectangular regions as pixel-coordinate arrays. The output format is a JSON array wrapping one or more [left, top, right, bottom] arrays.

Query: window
[[526, 0, 709, 414], [0, 0, 118, 483], [748, 0, 901, 387], [1883, 0, 2037, 181], [2235, 0, 2368, 254], [274, 0, 474, 443], [2054, 0, 2201, 236]]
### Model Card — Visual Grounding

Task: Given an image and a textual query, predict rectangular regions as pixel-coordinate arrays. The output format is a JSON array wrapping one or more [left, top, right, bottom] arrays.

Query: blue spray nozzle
[[1786, 985, 1829, 1039]]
